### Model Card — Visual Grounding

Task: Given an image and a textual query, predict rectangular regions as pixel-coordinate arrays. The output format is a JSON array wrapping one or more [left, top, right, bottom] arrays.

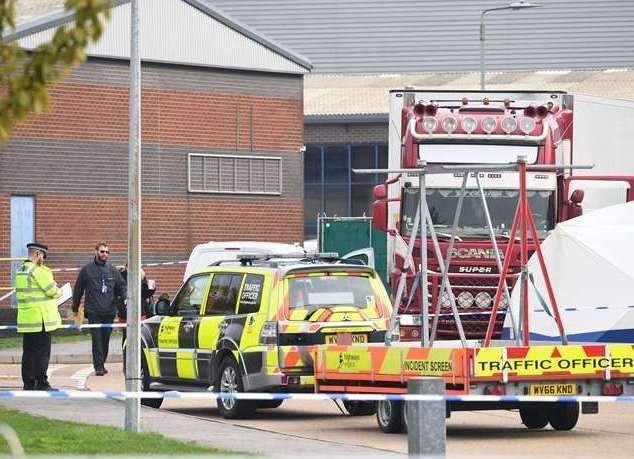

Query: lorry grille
[[399, 271, 518, 339]]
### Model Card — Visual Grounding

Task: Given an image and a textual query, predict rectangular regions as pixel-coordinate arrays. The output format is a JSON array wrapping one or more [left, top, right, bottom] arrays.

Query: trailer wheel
[[376, 400, 405, 433], [519, 403, 549, 429], [344, 400, 377, 416], [548, 402, 579, 431]]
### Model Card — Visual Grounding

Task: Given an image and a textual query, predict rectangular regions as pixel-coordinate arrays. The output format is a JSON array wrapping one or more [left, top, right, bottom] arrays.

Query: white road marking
[[46, 364, 68, 377], [70, 366, 94, 389]]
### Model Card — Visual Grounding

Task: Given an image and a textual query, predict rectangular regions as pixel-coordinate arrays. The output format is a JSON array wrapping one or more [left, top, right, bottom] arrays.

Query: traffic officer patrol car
[[139, 253, 392, 418]]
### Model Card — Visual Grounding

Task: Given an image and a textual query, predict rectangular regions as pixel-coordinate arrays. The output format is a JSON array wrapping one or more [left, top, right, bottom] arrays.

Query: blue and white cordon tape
[[0, 390, 632, 403]]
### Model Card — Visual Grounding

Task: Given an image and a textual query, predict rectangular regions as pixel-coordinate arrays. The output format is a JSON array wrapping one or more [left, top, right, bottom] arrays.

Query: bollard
[[407, 377, 446, 458]]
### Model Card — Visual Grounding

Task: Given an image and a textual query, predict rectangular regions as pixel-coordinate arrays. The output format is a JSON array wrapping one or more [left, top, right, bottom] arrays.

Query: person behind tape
[[72, 241, 126, 376], [15, 242, 62, 391]]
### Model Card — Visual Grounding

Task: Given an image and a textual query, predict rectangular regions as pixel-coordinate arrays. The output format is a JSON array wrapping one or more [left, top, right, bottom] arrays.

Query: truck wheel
[[257, 399, 284, 409], [376, 400, 405, 433], [344, 400, 377, 416], [548, 402, 579, 431], [519, 403, 549, 429], [140, 352, 163, 409], [217, 357, 256, 419]]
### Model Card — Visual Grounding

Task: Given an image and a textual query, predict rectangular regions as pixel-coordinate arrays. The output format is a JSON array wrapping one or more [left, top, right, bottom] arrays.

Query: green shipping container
[[318, 217, 388, 291]]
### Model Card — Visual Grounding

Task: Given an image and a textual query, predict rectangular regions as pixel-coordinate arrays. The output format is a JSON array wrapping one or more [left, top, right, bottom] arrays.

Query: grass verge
[[0, 407, 226, 455]]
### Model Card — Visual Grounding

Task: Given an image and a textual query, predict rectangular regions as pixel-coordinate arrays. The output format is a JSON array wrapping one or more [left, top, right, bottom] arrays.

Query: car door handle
[[248, 316, 256, 326]]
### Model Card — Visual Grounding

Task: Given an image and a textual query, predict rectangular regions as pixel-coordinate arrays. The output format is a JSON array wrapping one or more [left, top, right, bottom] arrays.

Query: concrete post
[[407, 377, 446, 458], [125, 0, 142, 433]]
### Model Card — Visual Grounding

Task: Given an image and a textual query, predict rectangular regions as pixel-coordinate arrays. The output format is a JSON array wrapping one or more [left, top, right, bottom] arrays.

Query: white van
[[183, 241, 306, 280]]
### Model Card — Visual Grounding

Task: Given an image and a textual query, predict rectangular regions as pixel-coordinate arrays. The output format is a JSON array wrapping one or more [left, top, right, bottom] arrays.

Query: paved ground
[[0, 363, 400, 458]]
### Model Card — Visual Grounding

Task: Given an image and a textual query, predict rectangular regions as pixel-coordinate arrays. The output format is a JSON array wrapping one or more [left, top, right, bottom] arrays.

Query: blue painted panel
[[10, 196, 35, 291]]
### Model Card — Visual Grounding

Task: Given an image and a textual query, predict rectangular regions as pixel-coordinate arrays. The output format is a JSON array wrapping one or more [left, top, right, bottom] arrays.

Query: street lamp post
[[480, 1, 542, 90]]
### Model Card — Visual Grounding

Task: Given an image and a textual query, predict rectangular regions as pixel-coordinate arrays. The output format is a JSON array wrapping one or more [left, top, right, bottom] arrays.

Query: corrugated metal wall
[[209, 0, 634, 74]]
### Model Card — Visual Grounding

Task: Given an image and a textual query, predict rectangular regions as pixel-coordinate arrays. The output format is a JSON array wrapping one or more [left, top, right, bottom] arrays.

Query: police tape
[[427, 304, 634, 317], [51, 260, 188, 273], [0, 390, 632, 403], [0, 290, 14, 302], [0, 323, 127, 331]]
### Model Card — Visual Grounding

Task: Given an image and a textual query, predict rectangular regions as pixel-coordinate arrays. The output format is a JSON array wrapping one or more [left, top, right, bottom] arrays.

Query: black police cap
[[27, 242, 49, 254]]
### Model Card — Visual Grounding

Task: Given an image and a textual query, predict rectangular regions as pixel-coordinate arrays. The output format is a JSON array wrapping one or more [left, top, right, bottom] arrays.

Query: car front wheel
[[140, 351, 163, 409]]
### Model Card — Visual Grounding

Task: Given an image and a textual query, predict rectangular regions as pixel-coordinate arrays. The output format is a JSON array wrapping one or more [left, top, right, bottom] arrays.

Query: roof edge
[[3, 0, 130, 42], [186, 0, 312, 71], [4, 0, 312, 72]]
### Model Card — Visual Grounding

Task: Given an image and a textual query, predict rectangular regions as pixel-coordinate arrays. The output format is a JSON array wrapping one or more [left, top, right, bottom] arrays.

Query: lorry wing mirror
[[570, 189, 585, 204], [373, 184, 387, 200]]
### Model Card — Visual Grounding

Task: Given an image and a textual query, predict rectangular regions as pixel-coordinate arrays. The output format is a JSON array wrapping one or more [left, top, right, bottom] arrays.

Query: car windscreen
[[286, 273, 376, 312]]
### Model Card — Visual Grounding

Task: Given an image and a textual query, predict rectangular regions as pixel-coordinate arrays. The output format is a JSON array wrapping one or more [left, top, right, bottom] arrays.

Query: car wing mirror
[[154, 295, 171, 316]]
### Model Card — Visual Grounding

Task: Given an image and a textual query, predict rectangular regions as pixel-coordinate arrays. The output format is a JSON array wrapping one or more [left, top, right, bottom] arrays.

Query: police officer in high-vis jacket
[[15, 242, 62, 391]]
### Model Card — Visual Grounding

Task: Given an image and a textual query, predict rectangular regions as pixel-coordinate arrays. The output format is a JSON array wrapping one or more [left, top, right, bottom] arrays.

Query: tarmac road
[[2, 362, 633, 458], [85, 364, 634, 458]]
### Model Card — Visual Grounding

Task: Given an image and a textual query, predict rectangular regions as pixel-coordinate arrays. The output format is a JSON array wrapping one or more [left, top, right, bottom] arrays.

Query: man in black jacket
[[72, 241, 126, 375]]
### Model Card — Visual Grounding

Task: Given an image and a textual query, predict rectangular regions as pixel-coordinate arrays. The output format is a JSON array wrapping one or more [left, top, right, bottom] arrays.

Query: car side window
[[172, 274, 210, 316], [205, 273, 243, 316], [237, 274, 264, 314]]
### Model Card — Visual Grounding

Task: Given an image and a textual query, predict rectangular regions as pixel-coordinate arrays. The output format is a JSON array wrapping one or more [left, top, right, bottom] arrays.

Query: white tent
[[503, 202, 634, 343]]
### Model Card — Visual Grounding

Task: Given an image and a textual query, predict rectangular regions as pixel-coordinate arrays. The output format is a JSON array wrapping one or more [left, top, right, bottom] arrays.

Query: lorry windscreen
[[401, 187, 555, 238]]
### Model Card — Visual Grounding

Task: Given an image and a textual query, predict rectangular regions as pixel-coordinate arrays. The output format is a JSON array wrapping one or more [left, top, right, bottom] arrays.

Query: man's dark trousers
[[87, 314, 115, 371], [22, 328, 51, 390]]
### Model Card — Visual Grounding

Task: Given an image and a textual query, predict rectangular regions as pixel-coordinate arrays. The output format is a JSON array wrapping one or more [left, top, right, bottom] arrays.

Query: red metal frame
[[484, 160, 566, 347]]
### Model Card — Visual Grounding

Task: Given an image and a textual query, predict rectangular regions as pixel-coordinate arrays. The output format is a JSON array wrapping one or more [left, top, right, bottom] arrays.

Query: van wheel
[[376, 400, 405, 433], [548, 402, 579, 431], [257, 399, 284, 409], [519, 403, 549, 429], [140, 352, 163, 409], [217, 357, 256, 419], [344, 400, 377, 416]]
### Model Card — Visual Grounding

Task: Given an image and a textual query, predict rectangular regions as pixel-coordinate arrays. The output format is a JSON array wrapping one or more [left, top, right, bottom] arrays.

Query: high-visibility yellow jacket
[[15, 260, 62, 333]]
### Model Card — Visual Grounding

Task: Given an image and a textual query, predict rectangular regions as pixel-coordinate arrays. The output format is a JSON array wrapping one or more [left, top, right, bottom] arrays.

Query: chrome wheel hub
[[220, 366, 238, 410]]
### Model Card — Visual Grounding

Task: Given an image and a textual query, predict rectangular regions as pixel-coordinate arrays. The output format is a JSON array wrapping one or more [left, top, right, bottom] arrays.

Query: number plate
[[529, 383, 577, 396], [325, 333, 368, 345]]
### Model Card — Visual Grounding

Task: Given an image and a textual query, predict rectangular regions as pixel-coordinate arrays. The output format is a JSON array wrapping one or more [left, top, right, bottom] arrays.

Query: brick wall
[[0, 58, 304, 314]]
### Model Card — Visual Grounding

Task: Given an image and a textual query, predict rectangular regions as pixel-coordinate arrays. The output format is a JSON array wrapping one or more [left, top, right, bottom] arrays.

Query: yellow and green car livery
[[139, 257, 391, 417]]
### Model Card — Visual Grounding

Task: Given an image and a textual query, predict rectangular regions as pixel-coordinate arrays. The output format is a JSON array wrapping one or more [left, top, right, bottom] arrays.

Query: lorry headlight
[[461, 116, 477, 134], [519, 117, 536, 134], [457, 291, 474, 308], [439, 291, 452, 308], [442, 116, 458, 134], [481, 117, 497, 134], [501, 116, 517, 134], [475, 291, 492, 309], [423, 117, 438, 133]]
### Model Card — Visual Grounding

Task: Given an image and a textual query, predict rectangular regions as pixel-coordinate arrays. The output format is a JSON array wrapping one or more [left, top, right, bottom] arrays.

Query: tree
[[0, 0, 113, 141]]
